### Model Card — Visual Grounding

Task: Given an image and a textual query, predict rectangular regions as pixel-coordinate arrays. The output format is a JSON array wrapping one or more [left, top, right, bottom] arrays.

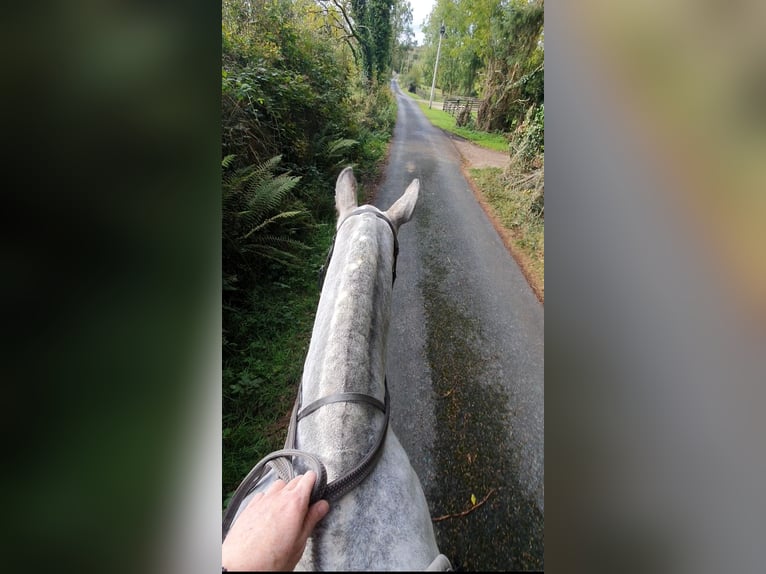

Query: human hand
[[222, 471, 330, 572]]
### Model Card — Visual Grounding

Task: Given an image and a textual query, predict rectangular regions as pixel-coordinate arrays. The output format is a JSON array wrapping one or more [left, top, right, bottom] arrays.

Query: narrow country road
[[375, 80, 544, 571]]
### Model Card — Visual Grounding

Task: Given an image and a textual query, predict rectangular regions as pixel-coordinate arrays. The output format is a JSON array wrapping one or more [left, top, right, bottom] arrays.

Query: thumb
[[303, 499, 330, 534]]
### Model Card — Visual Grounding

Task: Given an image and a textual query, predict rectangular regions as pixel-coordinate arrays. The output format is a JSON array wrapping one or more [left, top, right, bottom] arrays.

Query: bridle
[[319, 206, 399, 289], [222, 207, 399, 541]]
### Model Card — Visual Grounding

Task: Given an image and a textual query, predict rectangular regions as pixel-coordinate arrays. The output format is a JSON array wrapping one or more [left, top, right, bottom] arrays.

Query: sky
[[409, 0, 436, 45]]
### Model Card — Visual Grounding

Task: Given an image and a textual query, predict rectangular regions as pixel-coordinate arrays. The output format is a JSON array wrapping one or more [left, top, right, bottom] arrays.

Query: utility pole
[[428, 22, 445, 109]]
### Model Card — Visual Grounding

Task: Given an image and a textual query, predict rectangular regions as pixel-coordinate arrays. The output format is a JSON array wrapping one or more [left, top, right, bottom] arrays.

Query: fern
[[222, 154, 311, 283], [325, 138, 358, 158], [221, 154, 237, 170], [242, 210, 308, 239], [315, 136, 359, 170]]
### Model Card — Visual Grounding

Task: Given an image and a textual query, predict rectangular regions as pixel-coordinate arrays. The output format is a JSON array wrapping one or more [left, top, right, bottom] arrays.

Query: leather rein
[[222, 207, 399, 541]]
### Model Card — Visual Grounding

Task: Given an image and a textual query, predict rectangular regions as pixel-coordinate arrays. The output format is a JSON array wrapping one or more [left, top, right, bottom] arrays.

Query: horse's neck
[[297, 214, 394, 479]]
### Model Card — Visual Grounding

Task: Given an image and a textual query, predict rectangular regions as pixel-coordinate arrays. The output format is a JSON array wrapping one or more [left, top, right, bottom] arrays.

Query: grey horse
[[226, 168, 451, 571]]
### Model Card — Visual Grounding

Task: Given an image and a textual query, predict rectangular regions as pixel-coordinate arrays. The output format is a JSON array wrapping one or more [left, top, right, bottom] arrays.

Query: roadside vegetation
[[222, 0, 410, 504], [470, 162, 545, 301], [412, 100, 509, 151], [469, 102, 545, 300], [401, 0, 543, 135], [399, 0, 544, 299]]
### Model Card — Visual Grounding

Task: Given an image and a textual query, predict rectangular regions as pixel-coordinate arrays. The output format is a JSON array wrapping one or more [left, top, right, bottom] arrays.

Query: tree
[[422, 0, 495, 97], [321, 0, 406, 86], [390, 0, 414, 73], [476, 0, 544, 132], [419, 0, 543, 130], [350, 0, 395, 82]]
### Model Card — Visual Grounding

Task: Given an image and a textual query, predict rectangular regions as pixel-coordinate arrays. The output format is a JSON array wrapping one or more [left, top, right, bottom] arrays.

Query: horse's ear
[[385, 178, 419, 231], [335, 167, 358, 224]]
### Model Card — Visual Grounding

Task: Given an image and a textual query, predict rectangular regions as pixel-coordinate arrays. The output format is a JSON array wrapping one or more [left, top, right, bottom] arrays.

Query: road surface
[[374, 80, 544, 571]]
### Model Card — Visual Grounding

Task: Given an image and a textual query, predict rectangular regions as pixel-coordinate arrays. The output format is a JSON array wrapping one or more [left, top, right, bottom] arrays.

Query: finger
[[287, 470, 316, 492], [267, 479, 287, 494], [297, 471, 319, 505], [286, 475, 314, 512], [303, 499, 330, 535]]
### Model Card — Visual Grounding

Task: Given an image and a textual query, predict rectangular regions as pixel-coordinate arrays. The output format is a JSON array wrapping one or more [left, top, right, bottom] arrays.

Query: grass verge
[[411, 99, 509, 152], [469, 167, 544, 300]]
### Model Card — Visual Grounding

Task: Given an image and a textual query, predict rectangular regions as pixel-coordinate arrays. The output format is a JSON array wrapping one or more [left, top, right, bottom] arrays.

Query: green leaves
[[350, 0, 396, 84], [222, 154, 310, 282], [325, 138, 359, 158], [476, 0, 543, 131], [228, 373, 265, 398]]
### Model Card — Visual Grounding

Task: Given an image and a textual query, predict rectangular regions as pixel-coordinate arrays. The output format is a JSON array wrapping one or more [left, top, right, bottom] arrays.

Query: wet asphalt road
[[374, 80, 544, 571]]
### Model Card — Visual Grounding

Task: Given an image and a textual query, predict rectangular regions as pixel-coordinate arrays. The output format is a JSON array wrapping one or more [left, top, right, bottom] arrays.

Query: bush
[[506, 102, 544, 221], [509, 103, 544, 170]]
